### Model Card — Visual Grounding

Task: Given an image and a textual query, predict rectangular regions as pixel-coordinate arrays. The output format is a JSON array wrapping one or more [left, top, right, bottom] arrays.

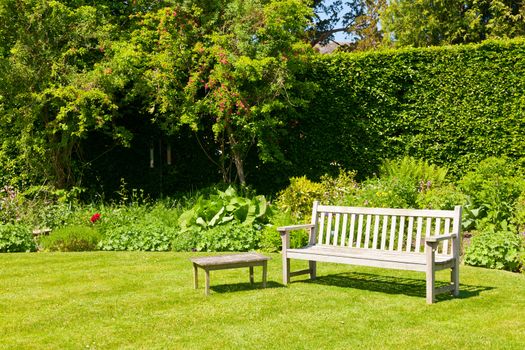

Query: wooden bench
[[278, 201, 462, 304], [190, 253, 270, 295]]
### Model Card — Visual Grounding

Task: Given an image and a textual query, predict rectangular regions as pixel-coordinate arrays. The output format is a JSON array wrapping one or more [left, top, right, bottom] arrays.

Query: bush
[[276, 171, 358, 221], [459, 157, 525, 227], [464, 223, 525, 272], [0, 223, 36, 252], [276, 176, 324, 221], [416, 184, 467, 210], [259, 211, 310, 252], [40, 225, 101, 252]]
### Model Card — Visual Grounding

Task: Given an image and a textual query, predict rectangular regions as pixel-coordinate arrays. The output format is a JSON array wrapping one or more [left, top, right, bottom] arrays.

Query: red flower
[[90, 213, 101, 223]]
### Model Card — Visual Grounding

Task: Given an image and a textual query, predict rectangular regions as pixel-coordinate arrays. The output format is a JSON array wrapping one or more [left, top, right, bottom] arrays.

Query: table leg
[[204, 269, 210, 295], [193, 264, 198, 289], [262, 262, 267, 288], [249, 266, 254, 285]]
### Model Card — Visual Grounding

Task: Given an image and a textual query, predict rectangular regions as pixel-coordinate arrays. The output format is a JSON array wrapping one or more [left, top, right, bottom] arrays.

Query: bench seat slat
[[288, 245, 453, 264], [287, 246, 454, 272]]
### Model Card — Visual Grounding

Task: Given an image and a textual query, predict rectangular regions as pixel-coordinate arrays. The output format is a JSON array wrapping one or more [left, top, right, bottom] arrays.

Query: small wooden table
[[190, 253, 270, 295]]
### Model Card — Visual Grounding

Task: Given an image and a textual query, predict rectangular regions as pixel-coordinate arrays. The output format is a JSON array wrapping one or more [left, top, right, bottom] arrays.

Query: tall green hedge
[[250, 38, 525, 192]]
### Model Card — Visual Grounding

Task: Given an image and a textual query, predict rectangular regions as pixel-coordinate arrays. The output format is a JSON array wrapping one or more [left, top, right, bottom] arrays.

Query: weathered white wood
[[442, 218, 451, 255], [289, 245, 454, 265], [452, 206, 462, 296], [325, 212, 333, 245], [372, 215, 380, 249], [316, 205, 456, 218], [205, 270, 210, 295], [290, 269, 311, 277], [381, 215, 388, 250], [415, 217, 423, 253], [341, 214, 348, 247], [281, 202, 462, 303], [334, 213, 341, 246], [424, 217, 432, 252], [389, 216, 397, 251], [193, 264, 198, 289], [277, 224, 315, 232], [318, 212, 326, 244], [426, 234, 456, 243], [406, 216, 414, 253], [426, 242, 436, 304], [356, 214, 364, 248], [397, 216, 405, 251], [434, 217, 442, 254], [309, 260, 317, 280], [310, 201, 319, 245], [364, 215, 372, 249], [348, 214, 356, 247]]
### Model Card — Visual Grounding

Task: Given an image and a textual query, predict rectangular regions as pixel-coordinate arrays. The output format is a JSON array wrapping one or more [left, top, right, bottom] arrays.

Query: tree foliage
[[311, 0, 386, 51], [181, 0, 316, 185], [382, 0, 525, 47], [0, 0, 120, 187]]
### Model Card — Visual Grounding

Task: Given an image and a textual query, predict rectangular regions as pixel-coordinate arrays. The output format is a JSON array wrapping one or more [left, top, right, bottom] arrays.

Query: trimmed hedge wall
[[250, 38, 525, 192]]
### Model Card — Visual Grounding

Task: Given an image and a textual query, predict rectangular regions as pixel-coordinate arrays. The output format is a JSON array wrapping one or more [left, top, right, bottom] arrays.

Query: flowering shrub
[[90, 213, 101, 223]]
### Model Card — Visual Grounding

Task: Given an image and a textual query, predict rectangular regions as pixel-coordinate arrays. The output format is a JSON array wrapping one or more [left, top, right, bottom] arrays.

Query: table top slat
[[190, 253, 270, 267]]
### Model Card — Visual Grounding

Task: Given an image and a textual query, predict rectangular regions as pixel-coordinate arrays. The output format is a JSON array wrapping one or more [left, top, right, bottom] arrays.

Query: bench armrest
[[277, 224, 315, 234], [425, 233, 457, 243]]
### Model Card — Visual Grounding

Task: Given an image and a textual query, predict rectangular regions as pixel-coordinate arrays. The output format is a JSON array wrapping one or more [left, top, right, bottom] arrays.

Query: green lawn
[[1, 252, 524, 349]]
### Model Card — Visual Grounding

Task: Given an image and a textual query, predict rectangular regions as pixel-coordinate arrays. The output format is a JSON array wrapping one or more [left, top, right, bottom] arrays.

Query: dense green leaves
[[382, 0, 525, 47], [261, 38, 525, 191]]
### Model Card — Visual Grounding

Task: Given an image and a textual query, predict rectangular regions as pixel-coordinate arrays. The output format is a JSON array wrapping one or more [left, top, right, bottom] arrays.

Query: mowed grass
[[1, 252, 524, 349]]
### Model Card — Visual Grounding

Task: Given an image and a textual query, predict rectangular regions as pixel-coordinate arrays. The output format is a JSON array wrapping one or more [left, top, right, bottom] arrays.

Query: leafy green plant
[[416, 184, 467, 210], [511, 191, 525, 236], [276, 176, 325, 221], [459, 157, 525, 228], [178, 186, 270, 231], [319, 169, 359, 205], [464, 222, 525, 272], [259, 210, 310, 252], [98, 219, 176, 252], [0, 223, 36, 252], [196, 222, 260, 252], [40, 225, 101, 252]]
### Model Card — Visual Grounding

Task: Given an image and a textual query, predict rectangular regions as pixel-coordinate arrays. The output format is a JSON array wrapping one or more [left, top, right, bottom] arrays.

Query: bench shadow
[[301, 272, 493, 301], [210, 281, 284, 294]]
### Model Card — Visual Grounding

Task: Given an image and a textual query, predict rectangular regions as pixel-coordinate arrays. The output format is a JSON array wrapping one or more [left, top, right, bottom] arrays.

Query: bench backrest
[[311, 202, 462, 256]]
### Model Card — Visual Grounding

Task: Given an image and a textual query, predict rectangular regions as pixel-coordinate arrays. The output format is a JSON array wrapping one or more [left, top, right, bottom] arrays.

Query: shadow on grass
[[301, 272, 493, 301], [211, 281, 284, 294]]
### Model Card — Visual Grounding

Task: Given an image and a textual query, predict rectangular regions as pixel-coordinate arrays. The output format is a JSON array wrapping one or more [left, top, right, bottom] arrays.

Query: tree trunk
[[232, 148, 246, 186], [227, 128, 246, 186]]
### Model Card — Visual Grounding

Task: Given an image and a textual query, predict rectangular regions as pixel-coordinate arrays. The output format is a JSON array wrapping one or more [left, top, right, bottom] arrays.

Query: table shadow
[[210, 281, 284, 294]]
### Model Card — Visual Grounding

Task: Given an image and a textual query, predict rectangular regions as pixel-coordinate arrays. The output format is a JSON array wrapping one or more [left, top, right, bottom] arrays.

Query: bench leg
[[249, 266, 254, 285], [309, 260, 317, 280], [282, 257, 290, 285], [205, 269, 210, 296], [262, 262, 267, 288], [193, 263, 199, 289], [451, 260, 460, 297], [426, 246, 435, 304]]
